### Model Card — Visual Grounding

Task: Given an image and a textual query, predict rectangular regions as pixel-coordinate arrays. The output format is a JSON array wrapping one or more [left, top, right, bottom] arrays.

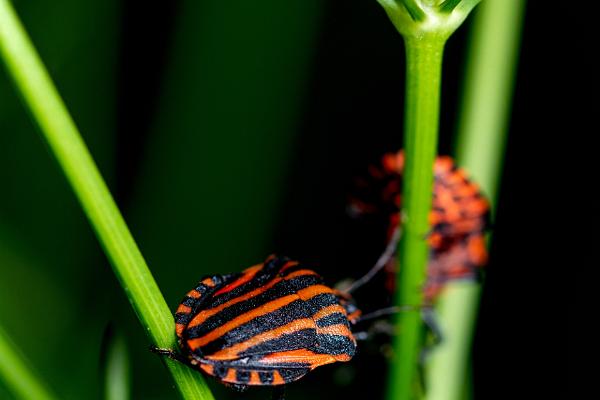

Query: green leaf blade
[[0, 1, 214, 398]]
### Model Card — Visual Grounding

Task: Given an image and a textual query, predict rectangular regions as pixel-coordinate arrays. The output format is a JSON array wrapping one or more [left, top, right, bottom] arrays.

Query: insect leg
[[344, 225, 402, 294], [354, 305, 419, 323], [149, 346, 189, 365], [352, 320, 395, 341], [418, 307, 446, 365], [353, 305, 439, 343], [421, 306, 443, 346], [223, 383, 249, 393], [352, 331, 370, 341]]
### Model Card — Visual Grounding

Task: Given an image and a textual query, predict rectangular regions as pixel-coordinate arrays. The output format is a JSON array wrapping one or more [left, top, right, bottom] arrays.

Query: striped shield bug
[[152, 254, 378, 398], [348, 150, 490, 300]]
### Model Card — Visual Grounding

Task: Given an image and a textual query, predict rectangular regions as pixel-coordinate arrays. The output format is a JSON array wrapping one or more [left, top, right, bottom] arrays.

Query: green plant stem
[[0, 325, 58, 400], [455, 0, 525, 204], [378, 3, 483, 399], [424, 1, 526, 400], [0, 2, 214, 399], [387, 35, 445, 400]]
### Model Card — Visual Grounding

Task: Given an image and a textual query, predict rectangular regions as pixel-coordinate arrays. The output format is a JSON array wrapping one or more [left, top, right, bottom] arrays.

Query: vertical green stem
[[0, 326, 58, 400], [424, 1, 526, 400], [388, 35, 446, 400], [455, 0, 525, 201], [0, 1, 213, 399]]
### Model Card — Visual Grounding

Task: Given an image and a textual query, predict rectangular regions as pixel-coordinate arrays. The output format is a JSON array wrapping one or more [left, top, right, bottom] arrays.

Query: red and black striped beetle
[[154, 255, 364, 394], [348, 150, 490, 300]]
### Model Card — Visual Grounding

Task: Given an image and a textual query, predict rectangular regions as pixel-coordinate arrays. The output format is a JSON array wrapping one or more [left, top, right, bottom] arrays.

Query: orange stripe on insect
[[317, 324, 354, 342], [313, 304, 347, 321], [200, 363, 214, 375], [455, 183, 479, 198], [205, 318, 316, 360], [202, 277, 217, 287], [259, 349, 337, 369], [278, 260, 300, 274], [332, 353, 352, 362], [248, 371, 261, 385], [382, 152, 403, 173], [272, 371, 285, 385], [176, 323, 186, 338], [186, 276, 286, 329], [434, 156, 454, 175], [446, 169, 468, 186], [213, 264, 262, 296], [177, 304, 192, 314], [427, 232, 444, 248], [224, 368, 237, 383], [186, 294, 299, 349], [346, 310, 361, 323], [451, 219, 484, 234], [467, 235, 488, 265], [187, 270, 319, 329], [296, 284, 335, 301], [284, 269, 319, 279]]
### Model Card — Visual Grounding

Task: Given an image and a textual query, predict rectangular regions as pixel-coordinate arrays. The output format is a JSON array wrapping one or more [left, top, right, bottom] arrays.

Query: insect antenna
[[345, 226, 401, 294], [354, 305, 420, 323]]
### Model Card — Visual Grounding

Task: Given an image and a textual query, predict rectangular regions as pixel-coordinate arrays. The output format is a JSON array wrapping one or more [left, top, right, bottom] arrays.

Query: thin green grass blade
[[0, 1, 213, 398], [0, 2, 118, 394], [455, 0, 526, 201], [0, 325, 58, 400]]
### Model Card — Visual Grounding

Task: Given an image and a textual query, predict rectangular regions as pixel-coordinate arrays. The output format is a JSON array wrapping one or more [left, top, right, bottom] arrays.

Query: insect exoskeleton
[[172, 255, 359, 387], [348, 149, 490, 300]]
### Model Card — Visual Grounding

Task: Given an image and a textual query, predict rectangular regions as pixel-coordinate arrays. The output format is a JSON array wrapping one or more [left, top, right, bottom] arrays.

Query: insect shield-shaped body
[[349, 150, 490, 300], [171, 255, 358, 388]]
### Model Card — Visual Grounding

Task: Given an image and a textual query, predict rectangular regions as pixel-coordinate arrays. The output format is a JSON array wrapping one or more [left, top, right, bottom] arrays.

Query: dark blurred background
[[1, 1, 575, 399]]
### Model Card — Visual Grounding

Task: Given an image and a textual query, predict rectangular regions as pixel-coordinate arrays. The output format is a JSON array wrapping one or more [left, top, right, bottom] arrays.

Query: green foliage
[[0, 0, 213, 398], [0, 0, 118, 397], [0, 326, 58, 400]]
